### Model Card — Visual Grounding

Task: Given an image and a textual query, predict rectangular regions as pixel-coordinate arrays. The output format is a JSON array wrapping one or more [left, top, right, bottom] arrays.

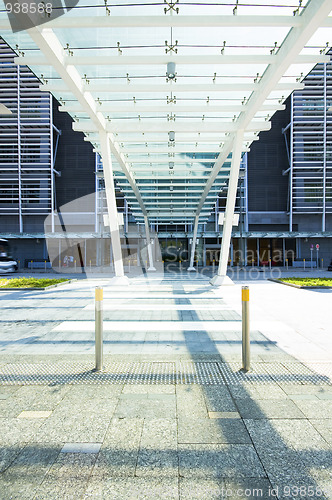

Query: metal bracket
[[15, 45, 25, 57], [293, 0, 302, 16], [233, 0, 239, 16], [270, 42, 278, 55], [104, 0, 111, 16], [320, 42, 330, 55], [164, 0, 179, 15], [64, 43, 74, 56], [165, 40, 178, 54], [167, 95, 177, 104]]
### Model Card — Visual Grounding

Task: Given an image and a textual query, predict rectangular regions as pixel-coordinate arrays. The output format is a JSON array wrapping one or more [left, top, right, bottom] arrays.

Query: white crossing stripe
[[83, 303, 233, 311], [52, 320, 242, 332]]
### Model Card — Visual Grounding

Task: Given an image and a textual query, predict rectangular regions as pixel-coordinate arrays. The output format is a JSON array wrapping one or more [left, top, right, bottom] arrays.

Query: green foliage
[[0, 277, 68, 288], [280, 277, 332, 287]]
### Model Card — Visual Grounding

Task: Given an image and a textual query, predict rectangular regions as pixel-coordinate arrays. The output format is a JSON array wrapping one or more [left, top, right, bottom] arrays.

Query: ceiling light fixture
[[166, 62, 176, 80]]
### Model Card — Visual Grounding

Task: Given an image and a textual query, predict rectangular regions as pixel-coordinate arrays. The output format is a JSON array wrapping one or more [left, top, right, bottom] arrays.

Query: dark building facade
[[0, 35, 331, 269]]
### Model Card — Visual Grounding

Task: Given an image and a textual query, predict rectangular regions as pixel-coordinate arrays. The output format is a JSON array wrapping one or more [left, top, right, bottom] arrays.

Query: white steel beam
[[60, 103, 286, 114], [99, 130, 126, 279], [144, 215, 156, 271], [238, 1, 332, 133], [15, 54, 330, 67], [25, 27, 148, 219], [121, 158, 228, 164], [89, 134, 259, 143], [210, 130, 244, 286], [40, 82, 304, 94], [188, 215, 200, 271], [73, 121, 271, 134], [2, 15, 332, 30], [132, 213, 195, 219], [195, 0, 332, 218], [118, 146, 248, 154]]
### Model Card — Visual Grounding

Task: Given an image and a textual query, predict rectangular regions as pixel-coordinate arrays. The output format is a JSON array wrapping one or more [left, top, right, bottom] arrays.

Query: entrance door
[[160, 239, 188, 262]]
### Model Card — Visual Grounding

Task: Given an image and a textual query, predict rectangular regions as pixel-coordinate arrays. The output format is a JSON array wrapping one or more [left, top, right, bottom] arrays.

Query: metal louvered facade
[[0, 37, 53, 232], [290, 54, 332, 230]]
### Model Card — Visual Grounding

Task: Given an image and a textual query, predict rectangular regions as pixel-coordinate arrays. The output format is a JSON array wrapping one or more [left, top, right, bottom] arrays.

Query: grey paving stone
[[178, 444, 266, 479], [228, 383, 289, 401], [244, 419, 289, 452], [140, 419, 177, 449], [0, 446, 24, 475], [92, 447, 140, 479], [0, 386, 48, 418], [115, 394, 176, 419], [34, 411, 111, 443], [136, 449, 179, 478], [103, 417, 144, 447], [316, 393, 332, 400], [33, 452, 97, 500], [278, 385, 332, 396], [136, 419, 178, 478], [308, 469, 332, 500], [83, 476, 179, 499], [271, 419, 330, 451], [208, 411, 240, 419], [63, 385, 123, 400], [255, 448, 307, 479], [179, 478, 227, 500], [236, 399, 306, 419], [0, 418, 44, 446], [223, 478, 274, 500], [289, 394, 319, 401], [0, 444, 61, 500], [268, 474, 330, 500], [94, 418, 143, 478], [0, 387, 20, 400], [310, 419, 332, 444], [178, 418, 251, 444], [122, 385, 175, 394], [293, 400, 332, 419], [176, 386, 208, 418], [202, 386, 237, 412]]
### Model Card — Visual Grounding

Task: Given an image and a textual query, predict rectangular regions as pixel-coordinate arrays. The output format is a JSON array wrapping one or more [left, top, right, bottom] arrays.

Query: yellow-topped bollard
[[241, 286, 250, 372], [95, 287, 103, 371]]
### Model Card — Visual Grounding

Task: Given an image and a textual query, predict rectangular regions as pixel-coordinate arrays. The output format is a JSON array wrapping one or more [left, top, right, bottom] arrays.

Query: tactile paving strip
[[217, 362, 332, 386], [0, 362, 330, 386], [217, 362, 274, 385]]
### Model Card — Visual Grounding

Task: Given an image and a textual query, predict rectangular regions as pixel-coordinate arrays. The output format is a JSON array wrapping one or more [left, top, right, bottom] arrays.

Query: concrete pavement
[[0, 270, 331, 499]]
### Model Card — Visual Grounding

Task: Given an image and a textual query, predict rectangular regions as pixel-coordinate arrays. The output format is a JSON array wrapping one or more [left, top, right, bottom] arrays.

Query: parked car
[[0, 239, 18, 274]]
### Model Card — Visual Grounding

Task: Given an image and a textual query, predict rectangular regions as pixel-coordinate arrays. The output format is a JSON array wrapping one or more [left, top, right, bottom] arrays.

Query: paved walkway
[[0, 271, 331, 499]]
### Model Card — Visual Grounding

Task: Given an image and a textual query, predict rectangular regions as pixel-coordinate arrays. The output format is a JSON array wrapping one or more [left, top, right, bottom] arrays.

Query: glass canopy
[[0, 0, 331, 224]]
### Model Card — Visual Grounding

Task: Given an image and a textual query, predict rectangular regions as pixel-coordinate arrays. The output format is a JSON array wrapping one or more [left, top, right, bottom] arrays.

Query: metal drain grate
[[0, 362, 330, 386]]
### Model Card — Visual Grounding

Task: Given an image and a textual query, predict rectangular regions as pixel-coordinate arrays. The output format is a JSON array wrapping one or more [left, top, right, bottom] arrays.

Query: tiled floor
[[0, 271, 331, 499]]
